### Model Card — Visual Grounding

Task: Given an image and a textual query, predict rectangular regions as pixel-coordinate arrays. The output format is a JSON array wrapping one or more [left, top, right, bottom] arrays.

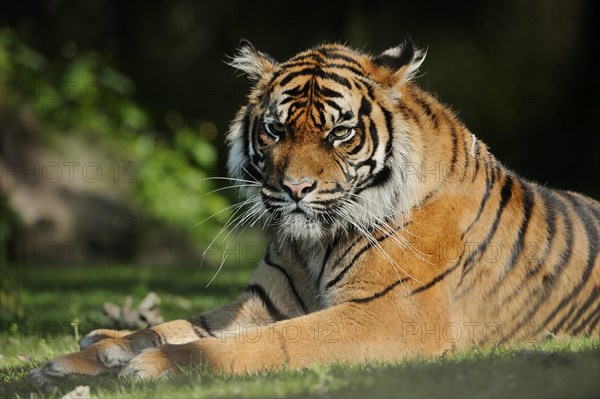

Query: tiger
[[32, 38, 599, 382]]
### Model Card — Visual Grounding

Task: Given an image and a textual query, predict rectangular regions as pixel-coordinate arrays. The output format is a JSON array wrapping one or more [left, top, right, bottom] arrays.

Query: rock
[[103, 292, 163, 329], [60, 385, 92, 399]]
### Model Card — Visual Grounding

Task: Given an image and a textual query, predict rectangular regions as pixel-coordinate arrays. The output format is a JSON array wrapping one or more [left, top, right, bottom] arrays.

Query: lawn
[[1, 263, 599, 398]]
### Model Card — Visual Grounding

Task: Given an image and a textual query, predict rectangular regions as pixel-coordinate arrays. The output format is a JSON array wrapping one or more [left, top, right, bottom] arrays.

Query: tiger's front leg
[[121, 292, 448, 379], [31, 301, 287, 381]]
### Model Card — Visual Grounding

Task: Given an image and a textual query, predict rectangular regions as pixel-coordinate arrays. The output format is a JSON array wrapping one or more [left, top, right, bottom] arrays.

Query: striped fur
[[32, 40, 599, 382]]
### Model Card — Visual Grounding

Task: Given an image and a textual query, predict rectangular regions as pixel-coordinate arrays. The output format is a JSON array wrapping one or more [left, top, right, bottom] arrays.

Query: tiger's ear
[[228, 39, 278, 83], [372, 37, 426, 85]]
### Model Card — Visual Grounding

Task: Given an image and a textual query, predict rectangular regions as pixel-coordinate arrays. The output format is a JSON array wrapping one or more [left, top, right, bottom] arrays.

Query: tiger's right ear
[[228, 39, 278, 83], [371, 37, 426, 85]]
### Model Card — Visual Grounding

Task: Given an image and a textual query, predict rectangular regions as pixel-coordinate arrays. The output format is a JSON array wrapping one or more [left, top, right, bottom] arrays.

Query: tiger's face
[[227, 40, 425, 242]]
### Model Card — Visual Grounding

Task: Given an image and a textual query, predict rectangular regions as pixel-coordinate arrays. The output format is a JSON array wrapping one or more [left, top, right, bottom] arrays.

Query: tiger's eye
[[331, 126, 353, 139], [265, 122, 285, 137]]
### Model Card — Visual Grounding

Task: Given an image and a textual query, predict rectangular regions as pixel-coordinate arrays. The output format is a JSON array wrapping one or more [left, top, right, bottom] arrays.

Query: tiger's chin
[[271, 210, 331, 243]]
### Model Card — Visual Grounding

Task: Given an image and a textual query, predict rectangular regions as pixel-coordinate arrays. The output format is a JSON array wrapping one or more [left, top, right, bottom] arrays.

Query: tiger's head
[[227, 39, 427, 243]]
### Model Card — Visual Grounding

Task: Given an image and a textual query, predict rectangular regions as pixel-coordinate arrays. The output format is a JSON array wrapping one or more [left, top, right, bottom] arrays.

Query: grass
[[1, 262, 599, 398]]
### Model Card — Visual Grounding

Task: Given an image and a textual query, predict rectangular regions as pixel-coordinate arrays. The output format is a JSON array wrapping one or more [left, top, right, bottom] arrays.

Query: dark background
[[5, 0, 599, 192]]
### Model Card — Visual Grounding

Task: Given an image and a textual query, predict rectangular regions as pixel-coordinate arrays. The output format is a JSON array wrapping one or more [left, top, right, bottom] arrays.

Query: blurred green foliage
[[0, 28, 229, 241]]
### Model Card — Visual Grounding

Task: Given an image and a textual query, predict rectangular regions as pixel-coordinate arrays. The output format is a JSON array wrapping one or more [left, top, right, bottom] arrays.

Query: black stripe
[[326, 227, 401, 289], [587, 201, 600, 221], [352, 108, 394, 192], [326, 235, 364, 278], [279, 68, 351, 88], [242, 105, 254, 169], [461, 134, 470, 180], [572, 301, 599, 335], [525, 187, 558, 279], [462, 153, 496, 238], [353, 77, 375, 100], [311, 198, 345, 208], [345, 98, 372, 156], [566, 285, 600, 332], [315, 47, 366, 70], [278, 57, 366, 78], [324, 99, 342, 112], [381, 106, 395, 153], [265, 252, 309, 314], [417, 187, 439, 207], [148, 329, 165, 345], [538, 192, 599, 332], [443, 114, 459, 174], [319, 86, 343, 98], [488, 180, 535, 293], [324, 63, 367, 78], [199, 315, 216, 338], [246, 284, 287, 321], [349, 278, 410, 304], [459, 173, 514, 283], [318, 242, 336, 287], [471, 140, 481, 182], [347, 117, 367, 155], [279, 96, 296, 106], [411, 254, 463, 295], [358, 96, 372, 117], [370, 166, 392, 187], [587, 309, 600, 335], [191, 324, 207, 339], [286, 52, 326, 64], [550, 304, 577, 334], [412, 94, 434, 122], [281, 81, 311, 97], [319, 182, 344, 195], [397, 101, 419, 125], [496, 186, 557, 308], [367, 115, 380, 158], [559, 191, 598, 228], [500, 191, 576, 343]]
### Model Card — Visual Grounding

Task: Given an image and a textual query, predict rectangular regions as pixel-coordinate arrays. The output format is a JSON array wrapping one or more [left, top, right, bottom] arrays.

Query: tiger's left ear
[[228, 39, 278, 83], [372, 37, 426, 85]]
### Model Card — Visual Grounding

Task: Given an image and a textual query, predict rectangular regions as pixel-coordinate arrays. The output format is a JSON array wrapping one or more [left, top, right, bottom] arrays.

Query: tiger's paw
[[31, 338, 135, 386], [120, 348, 175, 379], [120, 344, 201, 380], [28, 352, 103, 388]]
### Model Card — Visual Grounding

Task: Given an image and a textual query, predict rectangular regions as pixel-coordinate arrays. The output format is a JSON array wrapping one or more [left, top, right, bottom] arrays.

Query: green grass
[[1, 263, 599, 398]]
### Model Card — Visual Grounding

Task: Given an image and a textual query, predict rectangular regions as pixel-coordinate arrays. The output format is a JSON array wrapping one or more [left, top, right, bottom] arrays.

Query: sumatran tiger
[[32, 39, 599, 382]]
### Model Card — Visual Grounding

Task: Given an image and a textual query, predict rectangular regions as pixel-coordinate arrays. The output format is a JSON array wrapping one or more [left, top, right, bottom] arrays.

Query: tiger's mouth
[[263, 199, 319, 220], [261, 193, 347, 238]]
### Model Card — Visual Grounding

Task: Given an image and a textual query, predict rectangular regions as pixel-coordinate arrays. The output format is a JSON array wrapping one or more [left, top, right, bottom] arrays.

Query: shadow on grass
[[0, 365, 89, 399], [326, 348, 600, 399], [1, 347, 598, 399]]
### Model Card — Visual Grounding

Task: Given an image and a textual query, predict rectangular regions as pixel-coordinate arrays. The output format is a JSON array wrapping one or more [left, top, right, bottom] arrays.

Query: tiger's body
[[33, 39, 599, 382]]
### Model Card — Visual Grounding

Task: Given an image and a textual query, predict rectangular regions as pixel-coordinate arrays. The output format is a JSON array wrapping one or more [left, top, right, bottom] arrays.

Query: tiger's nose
[[282, 178, 317, 202]]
